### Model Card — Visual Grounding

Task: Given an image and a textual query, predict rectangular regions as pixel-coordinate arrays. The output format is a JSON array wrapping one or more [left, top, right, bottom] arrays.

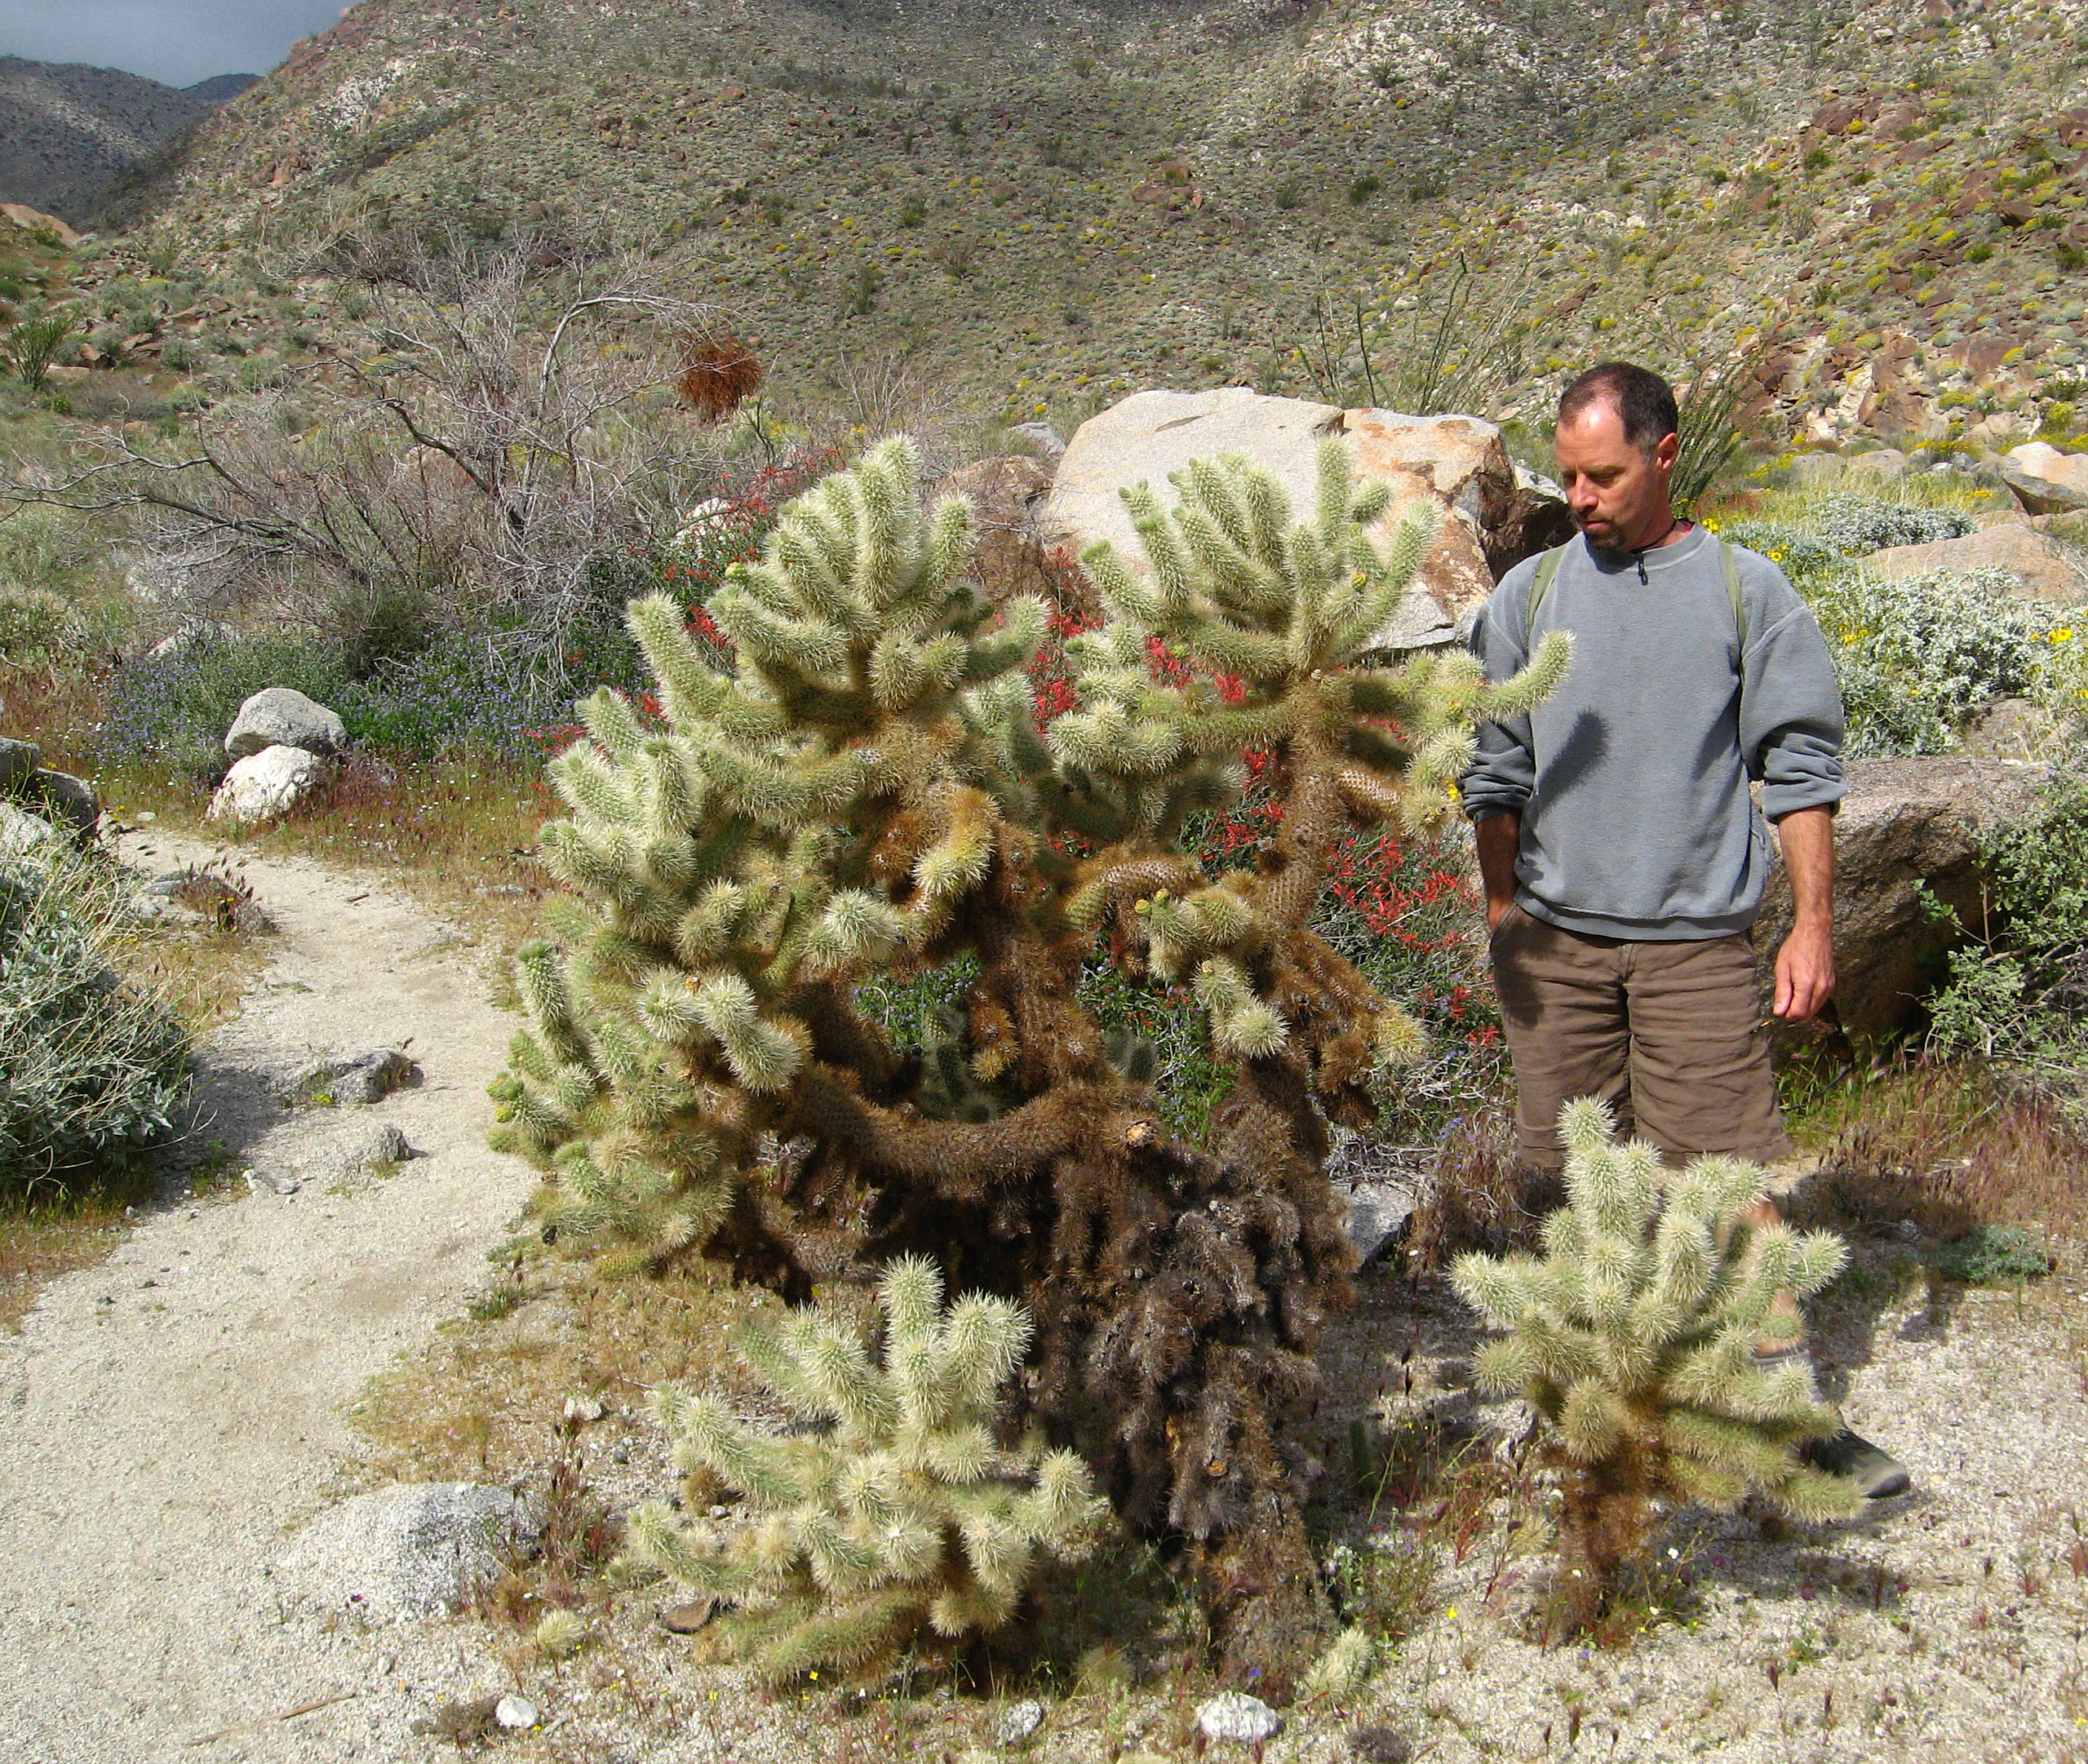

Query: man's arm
[[1772, 804, 1834, 1022], [1474, 809, 1520, 931]]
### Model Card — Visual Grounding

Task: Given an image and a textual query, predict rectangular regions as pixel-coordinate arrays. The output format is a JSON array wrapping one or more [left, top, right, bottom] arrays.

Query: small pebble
[[994, 1698, 1045, 1744], [1196, 1691, 1282, 1745], [562, 1395, 605, 1425], [494, 1692, 539, 1730], [659, 1598, 715, 1634]]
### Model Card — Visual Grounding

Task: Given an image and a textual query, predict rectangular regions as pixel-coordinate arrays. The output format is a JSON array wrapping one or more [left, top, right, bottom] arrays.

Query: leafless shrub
[[1404, 1097, 1555, 1270], [15, 233, 739, 684], [827, 345, 972, 477]]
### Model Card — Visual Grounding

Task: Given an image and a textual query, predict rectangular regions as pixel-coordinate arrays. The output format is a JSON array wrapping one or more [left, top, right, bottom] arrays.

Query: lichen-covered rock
[[207, 743, 328, 823], [0, 800, 59, 862], [0, 734, 41, 795], [28, 769, 98, 840], [1195, 1691, 1283, 1744], [224, 686, 347, 759]]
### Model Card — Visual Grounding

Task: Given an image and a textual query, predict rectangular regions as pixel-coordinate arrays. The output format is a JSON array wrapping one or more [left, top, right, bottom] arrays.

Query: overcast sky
[[0, 0, 346, 88]]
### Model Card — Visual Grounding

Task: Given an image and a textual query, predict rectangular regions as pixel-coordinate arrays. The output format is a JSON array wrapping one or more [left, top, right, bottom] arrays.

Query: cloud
[[0, 0, 348, 89]]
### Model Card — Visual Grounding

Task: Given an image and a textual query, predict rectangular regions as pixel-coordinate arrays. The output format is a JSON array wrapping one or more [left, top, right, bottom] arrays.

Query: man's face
[[1553, 400, 1680, 552]]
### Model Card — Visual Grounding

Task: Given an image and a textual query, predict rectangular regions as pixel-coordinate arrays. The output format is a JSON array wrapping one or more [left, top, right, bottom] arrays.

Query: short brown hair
[[1558, 361, 1678, 457]]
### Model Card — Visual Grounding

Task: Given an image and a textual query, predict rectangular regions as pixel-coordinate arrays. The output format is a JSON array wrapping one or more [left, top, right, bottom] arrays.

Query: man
[[1460, 361, 1907, 1499]]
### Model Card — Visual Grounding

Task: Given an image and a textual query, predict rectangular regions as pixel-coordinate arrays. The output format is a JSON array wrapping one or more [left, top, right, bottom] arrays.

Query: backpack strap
[[1522, 541, 1573, 648], [1718, 537, 1749, 654], [1523, 534, 1749, 651]]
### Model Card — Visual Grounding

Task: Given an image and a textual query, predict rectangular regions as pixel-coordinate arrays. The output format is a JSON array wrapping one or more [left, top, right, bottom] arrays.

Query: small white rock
[[562, 1395, 605, 1425], [1195, 1691, 1282, 1745], [494, 1692, 539, 1730], [994, 1698, 1045, 1744]]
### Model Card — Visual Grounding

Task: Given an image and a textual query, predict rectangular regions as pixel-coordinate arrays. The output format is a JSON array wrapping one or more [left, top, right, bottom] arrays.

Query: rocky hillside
[[88, 0, 2088, 447], [0, 60, 256, 227]]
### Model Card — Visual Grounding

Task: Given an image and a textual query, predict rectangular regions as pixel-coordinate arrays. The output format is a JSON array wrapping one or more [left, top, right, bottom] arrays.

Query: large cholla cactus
[[1452, 1101, 1859, 1627], [627, 1257, 1103, 1678], [492, 432, 1567, 1685]]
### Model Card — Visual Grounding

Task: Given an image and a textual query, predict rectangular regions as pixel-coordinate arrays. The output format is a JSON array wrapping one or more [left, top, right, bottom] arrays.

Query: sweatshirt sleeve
[[1459, 564, 1538, 822], [1739, 562, 1846, 820]]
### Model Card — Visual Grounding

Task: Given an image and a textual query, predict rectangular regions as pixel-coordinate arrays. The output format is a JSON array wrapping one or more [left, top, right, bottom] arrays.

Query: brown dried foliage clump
[[677, 331, 763, 420]]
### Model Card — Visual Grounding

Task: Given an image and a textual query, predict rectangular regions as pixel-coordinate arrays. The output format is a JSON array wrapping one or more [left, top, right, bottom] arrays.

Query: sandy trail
[[0, 833, 533, 1762]]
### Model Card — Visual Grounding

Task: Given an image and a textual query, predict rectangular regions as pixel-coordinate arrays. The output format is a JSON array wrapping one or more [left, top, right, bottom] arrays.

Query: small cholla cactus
[[1452, 1100, 1858, 1627], [627, 1257, 1105, 1679]]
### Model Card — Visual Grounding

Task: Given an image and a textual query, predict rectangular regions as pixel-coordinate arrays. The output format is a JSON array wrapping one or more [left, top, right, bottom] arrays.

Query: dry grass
[[1789, 1058, 2088, 1242], [0, 1191, 132, 1332], [1404, 1087, 1558, 1271], [104, 750, 560, 958]]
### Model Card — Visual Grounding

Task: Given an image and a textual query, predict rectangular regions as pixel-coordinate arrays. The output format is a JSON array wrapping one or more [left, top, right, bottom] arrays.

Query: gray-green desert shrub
[[1935, 1224, 2053, 1285], [1807, 494, 1972, 556], [0, 580, 79, 668], [1452, 1100, 1856, 1628], [0, 852, 189, 1185], [1923, 770, 2088, 1079], [627, 1256, 1105, 1678], [1811, 566, 2081, 755]]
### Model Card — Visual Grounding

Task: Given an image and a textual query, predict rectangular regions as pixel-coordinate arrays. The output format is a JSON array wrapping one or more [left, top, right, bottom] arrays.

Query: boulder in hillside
[[0, 734, 40, 795], [0, 203, 82, 246], [1754, 756, 2051, 1041], [1845, 447, 1909, 483], [1039, 389, 1567, 651], [224, 686, 347, 759], [2000, 442, 2088, 515], [930, 454, 1095, 618], [1864, 516, 2083, 602], [207, 743, 329, 823], [27, 769, 99, 841], [277, 1483, 538, 1617]]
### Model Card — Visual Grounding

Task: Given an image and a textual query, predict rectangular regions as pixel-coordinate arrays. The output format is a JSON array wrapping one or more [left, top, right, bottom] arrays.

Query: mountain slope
[[111, 0, 2088, 446], [0, 58, 252, 226]]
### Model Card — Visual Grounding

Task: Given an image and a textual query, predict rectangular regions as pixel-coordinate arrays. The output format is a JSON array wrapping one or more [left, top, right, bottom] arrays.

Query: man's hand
[[1773, 918, 1836, 1022], [1771, 804, 1836, 1022], [1473, 809, 1521, 931]]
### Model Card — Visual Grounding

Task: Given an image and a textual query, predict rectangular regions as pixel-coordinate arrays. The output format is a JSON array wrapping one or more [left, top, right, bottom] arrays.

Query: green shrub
[[0, 851, 190, 1186], [0, 581, 78, 667], [1925, 769, 2088, 1079], [1935, 1223, 2053, 1284]]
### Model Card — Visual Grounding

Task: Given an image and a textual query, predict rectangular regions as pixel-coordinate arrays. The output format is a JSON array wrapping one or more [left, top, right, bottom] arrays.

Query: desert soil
[[6, 834, 2088, 1764], [0, 831, 534, 1762]]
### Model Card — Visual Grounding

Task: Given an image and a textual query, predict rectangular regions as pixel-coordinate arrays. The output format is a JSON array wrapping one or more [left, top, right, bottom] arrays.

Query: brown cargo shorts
[[1488, 902, 1791, 1171]]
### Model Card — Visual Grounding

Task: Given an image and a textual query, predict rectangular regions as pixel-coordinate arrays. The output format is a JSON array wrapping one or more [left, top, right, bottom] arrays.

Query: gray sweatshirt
[[1460, 526, 1844, 941]]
